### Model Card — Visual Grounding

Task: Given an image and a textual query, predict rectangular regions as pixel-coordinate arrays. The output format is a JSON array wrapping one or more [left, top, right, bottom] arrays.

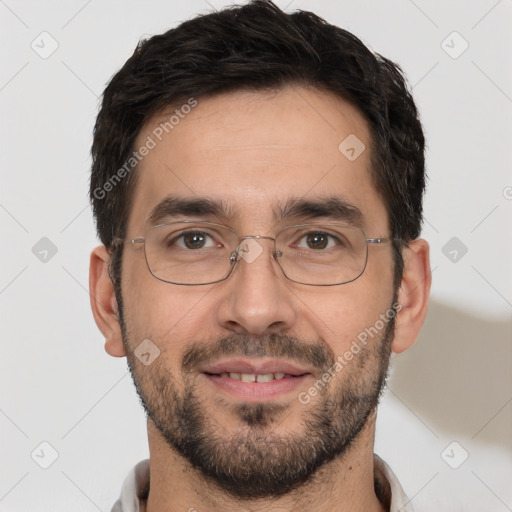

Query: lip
[[201, 373, 312, 400], [198, 358, 315, 401], [198, 357, 313, 376]]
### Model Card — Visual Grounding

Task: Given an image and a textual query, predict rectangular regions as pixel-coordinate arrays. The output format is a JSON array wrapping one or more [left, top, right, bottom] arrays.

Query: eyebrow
[[274, 196, 364, 228], [147, 195, 364, 228], [147, 196, 232, 226]]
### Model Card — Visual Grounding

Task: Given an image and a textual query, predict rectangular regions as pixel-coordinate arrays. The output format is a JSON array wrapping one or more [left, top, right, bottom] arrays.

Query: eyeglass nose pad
[[233, 241, 250, 262]]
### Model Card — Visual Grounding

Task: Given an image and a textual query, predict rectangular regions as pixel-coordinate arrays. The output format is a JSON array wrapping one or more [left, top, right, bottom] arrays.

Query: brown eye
[[182, 232, 207, 249], [169, 231, 217, 250], [306, 233, 329, 249]]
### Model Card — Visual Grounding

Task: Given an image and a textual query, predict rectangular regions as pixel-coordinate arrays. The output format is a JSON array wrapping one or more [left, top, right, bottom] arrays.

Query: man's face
[[118, 86, 397, 498]]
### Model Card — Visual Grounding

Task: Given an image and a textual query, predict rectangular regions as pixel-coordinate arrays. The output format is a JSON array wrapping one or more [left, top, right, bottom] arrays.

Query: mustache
[[181, 333, 335, 373]]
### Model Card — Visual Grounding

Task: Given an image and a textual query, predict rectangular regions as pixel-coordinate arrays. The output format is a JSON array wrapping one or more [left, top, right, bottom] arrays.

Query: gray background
[[1, 0, 511, 510]]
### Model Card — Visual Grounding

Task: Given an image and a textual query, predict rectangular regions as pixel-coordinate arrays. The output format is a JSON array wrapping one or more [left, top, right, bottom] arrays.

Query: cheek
[[121, 257, 220, 354], [310, 292, 389, 350], [299, 261, 395, 356]]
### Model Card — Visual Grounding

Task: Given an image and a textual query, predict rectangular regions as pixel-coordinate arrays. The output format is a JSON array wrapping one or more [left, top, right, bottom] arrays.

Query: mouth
[[204, 371, 303, 382], [198, 358, 314, 401]]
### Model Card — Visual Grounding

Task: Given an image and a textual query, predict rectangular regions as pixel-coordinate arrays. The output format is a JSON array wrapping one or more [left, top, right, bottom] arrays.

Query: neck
[[144, 413, 386, 512]]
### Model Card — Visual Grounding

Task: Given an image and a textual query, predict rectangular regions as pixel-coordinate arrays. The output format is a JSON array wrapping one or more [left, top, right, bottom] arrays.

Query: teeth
[[218, 372, 290, 382], [256, 373, 274, 382]]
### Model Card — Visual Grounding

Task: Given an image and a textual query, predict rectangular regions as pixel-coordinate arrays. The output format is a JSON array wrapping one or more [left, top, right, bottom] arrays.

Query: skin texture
[[90, 86, 431, 512]]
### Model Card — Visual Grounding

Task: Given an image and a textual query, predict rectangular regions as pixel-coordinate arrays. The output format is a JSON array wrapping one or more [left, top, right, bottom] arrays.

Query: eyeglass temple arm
[[115, 235, 395, 246], [366, 237, 395, 244], [110, 237, 144, 248]]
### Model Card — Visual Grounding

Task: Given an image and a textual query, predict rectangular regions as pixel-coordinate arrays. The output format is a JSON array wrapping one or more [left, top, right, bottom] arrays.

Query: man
[[89, 1, 430, 510]]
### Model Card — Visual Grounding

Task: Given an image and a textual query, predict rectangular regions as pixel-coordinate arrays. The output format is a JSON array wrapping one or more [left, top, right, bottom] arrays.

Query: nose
[[215, 237, 298, 336]]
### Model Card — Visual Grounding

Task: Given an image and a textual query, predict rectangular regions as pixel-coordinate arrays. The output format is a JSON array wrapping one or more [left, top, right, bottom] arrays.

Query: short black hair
[[90, 0, 425, 289]]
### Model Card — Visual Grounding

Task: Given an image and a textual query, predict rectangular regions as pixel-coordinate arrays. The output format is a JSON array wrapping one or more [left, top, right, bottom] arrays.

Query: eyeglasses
[[119, 220, 394, 286]]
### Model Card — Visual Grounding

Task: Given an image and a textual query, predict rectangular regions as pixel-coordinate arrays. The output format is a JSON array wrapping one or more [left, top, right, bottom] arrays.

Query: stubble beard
[[119, 299, 395, 500]]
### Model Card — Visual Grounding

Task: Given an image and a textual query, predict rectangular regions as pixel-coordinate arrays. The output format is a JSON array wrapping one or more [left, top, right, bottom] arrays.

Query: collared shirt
[[112, 454, 413, 512]]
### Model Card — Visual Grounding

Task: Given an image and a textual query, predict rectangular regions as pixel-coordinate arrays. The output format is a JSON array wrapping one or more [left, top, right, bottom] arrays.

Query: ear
[[89, 245, 126, 357], [392, 239, 431, 354]]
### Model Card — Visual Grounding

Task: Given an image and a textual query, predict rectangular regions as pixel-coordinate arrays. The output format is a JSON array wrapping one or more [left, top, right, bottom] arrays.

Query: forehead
[[128, 86, 387, 232]]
